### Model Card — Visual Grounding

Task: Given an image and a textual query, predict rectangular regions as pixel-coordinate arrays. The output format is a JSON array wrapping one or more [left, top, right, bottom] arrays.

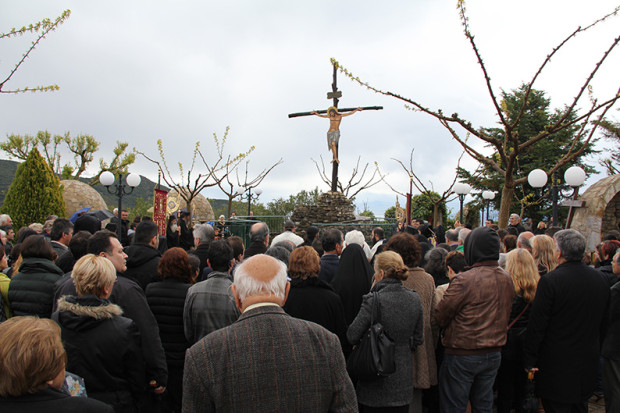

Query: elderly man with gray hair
[[524, 229, 609, 412], [190, 223, 215, 276], [183, 254, 357, 412]]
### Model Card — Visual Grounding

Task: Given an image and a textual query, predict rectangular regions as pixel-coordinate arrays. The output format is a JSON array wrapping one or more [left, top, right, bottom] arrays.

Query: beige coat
[[402, 266, 438, 389]]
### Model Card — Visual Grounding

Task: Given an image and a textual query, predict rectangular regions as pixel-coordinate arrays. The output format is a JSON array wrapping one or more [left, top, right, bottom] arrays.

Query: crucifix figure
[[310, 106, 363, 164], [289, 63, 382, 192]]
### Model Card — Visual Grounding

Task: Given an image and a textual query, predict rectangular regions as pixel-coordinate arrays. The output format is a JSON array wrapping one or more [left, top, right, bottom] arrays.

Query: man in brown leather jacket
[[436, 226, 514, 412]]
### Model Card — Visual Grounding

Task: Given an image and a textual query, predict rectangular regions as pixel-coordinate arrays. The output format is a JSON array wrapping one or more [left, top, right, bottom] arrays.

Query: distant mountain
[[0, 158, 169, 210]]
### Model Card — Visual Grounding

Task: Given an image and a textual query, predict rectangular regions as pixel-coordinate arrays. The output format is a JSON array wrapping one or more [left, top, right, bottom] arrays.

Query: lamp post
[[99, 171, 141, 241], [563, 166, 586, 228], [236, 187, 263, 217], [527, 166, 586, 228], [482, 190, 496, 225], [453, 182, 471, 224]]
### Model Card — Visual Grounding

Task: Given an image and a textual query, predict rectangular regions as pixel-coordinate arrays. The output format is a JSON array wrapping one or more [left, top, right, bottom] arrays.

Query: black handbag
[[346, 292, 396, 379]]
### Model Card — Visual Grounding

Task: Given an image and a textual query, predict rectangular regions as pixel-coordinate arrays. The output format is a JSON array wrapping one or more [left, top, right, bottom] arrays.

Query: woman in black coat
[[9, 235, 64, 318], [146, 247, 194, 413], [331, 243, 373, 325], [53, 255, 145, 413], [496, 248, 540, 413], [283, 246, 349, 354], [347, 251, 424, 412]]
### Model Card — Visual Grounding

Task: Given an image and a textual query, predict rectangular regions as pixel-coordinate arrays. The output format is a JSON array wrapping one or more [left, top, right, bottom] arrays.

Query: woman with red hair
[[597, 240, 620, 287], [146, 247, 195, 413]]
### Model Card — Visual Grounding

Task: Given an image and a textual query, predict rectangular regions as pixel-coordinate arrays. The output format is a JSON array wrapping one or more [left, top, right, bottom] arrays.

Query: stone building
[[60, 179, 107, 217], [570, 174, 620, 252]]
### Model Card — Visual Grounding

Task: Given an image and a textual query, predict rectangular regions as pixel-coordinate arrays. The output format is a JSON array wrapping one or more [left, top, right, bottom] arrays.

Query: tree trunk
[[432, 204, 442, 226], [498, 183, 514, 228], [227, 196, 233, 218]]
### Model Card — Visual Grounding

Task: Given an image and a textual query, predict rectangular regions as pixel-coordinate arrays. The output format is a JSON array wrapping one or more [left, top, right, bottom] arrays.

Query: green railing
[[212, 216, 398, 246]]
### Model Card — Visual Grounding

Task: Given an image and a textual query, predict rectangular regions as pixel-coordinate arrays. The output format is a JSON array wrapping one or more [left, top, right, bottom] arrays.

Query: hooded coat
[[436, 227, 514, 352], [331, 243, 373, 325], [123, 243, 161, 290], [52, 295, 145, 412]]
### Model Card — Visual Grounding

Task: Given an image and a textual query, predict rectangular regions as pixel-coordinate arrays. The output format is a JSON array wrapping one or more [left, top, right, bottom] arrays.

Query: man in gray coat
[[182, 254, 357, 412], [183, 240, 240, 344]]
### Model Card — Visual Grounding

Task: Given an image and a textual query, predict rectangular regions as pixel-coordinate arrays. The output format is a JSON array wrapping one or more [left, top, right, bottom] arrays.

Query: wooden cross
[[289, 64, 382, 192]]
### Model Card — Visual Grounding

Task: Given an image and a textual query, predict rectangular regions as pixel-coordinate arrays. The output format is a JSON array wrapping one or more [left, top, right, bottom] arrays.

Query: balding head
[[517, 231, 534, 251], [232, 254, 289, 311]]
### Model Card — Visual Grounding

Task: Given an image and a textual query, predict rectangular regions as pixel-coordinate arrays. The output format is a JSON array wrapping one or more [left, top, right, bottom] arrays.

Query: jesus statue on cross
[[311, 106, 363, 164]]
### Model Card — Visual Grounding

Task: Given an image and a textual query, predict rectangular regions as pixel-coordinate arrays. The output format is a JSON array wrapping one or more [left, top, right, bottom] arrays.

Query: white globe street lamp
[[453, 183, 471, 224], [99, 171, 141, 241]]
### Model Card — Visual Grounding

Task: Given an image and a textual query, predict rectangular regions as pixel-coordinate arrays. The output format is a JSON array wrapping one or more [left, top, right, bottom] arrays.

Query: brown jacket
[[435, 261, 514, 353]]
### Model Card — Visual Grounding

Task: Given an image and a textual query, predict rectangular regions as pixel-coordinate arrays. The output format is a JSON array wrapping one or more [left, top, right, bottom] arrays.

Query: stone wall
[[570, 174, 620, 252], [60, 180, 107, 216], [602, 192, 620, 235]]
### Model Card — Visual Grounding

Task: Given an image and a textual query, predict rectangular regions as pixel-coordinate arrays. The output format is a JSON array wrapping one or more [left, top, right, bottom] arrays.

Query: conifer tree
[[1, 148, 66, 228]]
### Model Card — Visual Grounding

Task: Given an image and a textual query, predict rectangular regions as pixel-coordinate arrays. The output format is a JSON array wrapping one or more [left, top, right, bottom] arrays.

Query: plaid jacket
[[183, 305, 358, 412]]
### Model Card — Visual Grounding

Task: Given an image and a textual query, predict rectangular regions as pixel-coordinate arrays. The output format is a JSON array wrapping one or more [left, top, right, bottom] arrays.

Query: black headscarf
[[331, 243, 373, 325], [464, 226, 500, 266]]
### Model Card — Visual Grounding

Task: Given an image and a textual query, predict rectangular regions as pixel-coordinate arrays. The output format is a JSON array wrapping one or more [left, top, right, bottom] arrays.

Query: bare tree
[[1, 10, 71, 94], [0, 131, 135, 185], [332, 2, 620, 227], [214, 157, 283, 218], [381, 149, 463, 225], [136, 126, 253, 219], [312, 155, 384, 199]]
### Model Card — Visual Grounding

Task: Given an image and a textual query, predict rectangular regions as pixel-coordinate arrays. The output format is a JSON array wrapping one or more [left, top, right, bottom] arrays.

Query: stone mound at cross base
[[291, 191, 355, 232]]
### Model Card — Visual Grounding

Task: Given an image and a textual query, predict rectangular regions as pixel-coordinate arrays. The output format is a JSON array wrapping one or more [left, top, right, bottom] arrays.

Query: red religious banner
[[153, 189, 168, 237]]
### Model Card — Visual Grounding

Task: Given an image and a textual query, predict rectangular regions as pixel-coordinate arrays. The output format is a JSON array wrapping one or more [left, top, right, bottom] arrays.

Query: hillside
[[0, 158, 169, 210]]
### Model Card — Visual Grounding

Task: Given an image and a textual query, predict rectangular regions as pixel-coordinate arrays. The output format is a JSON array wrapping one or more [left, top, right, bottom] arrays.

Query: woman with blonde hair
[[53, 254, 145, 413], [348, 250, 424, 412], [496, 248, 540, 413], [531, 234, 557, 276], [0, 316, 112, 412]]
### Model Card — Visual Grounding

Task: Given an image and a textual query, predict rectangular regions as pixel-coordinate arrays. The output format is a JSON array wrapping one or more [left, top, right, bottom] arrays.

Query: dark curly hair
[[158, 247, 194, 283], [384, 232, 422, 268]]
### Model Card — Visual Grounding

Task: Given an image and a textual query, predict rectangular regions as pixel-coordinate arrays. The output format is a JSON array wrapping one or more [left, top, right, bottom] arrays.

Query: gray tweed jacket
[[347, 278, 424, 408], [183, 305, 358, 413]]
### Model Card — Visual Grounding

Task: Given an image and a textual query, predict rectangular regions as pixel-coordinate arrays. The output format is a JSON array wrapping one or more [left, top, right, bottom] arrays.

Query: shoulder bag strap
[[507, 302, 530, 330], [373, 291, 381, 323]]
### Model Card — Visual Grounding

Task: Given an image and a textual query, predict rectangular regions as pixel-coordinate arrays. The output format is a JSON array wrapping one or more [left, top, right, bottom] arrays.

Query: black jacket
[[145, 278, 192, 369], [243, 241, 267, 259], [331, 244, 372, 325], [124, 243, 161, 290], [0, 387, 113, 413], [190, 243, 210, 275], [179, 220, 193, 251], [54, 273, 168, 388], [318, 253, 339, 283], [9, 257, 64, 318], [523, 261, 609, 403], [598, 260, 617, 287], [52, 295, 145, 411], [502, 294, 531, 361], [283, 277, 349, 354]]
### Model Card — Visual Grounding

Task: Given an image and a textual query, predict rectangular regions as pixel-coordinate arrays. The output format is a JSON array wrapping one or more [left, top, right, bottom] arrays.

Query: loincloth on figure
[[327, 130, 340, 150]]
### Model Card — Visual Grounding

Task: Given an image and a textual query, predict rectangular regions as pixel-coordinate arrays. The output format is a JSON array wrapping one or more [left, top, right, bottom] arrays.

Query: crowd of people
[[0, 209, 619, 413]]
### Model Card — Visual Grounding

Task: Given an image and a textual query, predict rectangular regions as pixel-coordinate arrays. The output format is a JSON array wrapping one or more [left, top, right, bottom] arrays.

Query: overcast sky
[[1, 0, 618, 217]]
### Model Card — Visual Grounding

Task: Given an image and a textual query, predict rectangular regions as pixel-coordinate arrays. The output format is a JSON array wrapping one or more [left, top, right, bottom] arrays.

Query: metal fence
[[212, 216, 398, 246]]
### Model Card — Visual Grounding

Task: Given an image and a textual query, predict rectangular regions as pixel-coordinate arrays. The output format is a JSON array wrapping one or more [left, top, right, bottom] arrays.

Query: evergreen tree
[[1, 148, 66, 228], [457, 84, 597, 225]]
